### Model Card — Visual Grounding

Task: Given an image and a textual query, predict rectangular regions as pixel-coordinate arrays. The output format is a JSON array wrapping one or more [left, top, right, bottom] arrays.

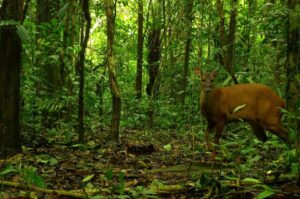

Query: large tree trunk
[[76, 0, 91, 143], [285, 0, 300, 186], [0, 0, 24, 158], [135, 0, 144, 99], [105, 0, 121, 143], [286, 0, 299, 113]]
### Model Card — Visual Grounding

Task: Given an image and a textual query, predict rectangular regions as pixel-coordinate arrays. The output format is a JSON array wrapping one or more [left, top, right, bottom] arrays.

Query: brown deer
[[195, 68, 289, 159]]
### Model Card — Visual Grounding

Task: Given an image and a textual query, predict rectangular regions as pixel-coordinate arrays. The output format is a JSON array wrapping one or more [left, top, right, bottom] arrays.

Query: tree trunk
[[226, 0, 238, 79], [146, 29, 161, 97], [180, 0, 194, 106], [216, 0, 226, 67], [135, 0, 144, 99], [285, 0, 300, 186], [36, 0, 63, 128], [105, 0, 121, 143], [36, 0, 61, 89], [243, 0, 256, 70], [146, 0, 162, 128], [0, 0, 24, 158], [216, 0, 238, 84], [62, 0, 77, 121], [76, 0, 91, 143]]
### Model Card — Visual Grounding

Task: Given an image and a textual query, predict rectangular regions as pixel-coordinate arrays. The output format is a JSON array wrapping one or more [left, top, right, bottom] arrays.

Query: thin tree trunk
[[226, 0, 238, 77], [146, 29, 161, 97], [105, 0, 121, 142], [135, 0, 144, 99], [216, 0, 238, 84], [180, 0, 194, 106], [0, 0, 24, 158], [207, 4, 212, 60], [216, 0, 226, 66], [243, 0, 254, 69], [147, 28, 161, 128], [76, 0, 91, 143], [62, 0, 76, 121]]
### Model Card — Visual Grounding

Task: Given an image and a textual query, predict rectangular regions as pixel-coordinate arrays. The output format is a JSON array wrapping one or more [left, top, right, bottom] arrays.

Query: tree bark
[[216, 0, 238, 84], [242, 0, 256, 69], [36, 0, 63, 128], [76, 0, 91, 143], [226, 0, 238, 77], [0, 0, 24, 158], [146, 29, 161, 97], [146, 0, 162, 128], [105, 0, 121, 143], [285, 0, 300, 186], [61, 0, 77, 121], [216, 0, 226, 66], [180, 0, 194, 106], [135, 0, 144, 99]]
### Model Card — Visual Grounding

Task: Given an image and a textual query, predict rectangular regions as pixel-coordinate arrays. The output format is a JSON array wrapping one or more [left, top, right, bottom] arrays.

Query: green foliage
[[16, 25, 31, 42], [0, 165, 17, 176], [105, 168, 114, 181], [22, 167, 45, 188], [34, 154, 58, 166], [0, 20, 20, 26], [104, 169, 130, 196], [118, 172, 125, 195], [195, 172, 219, 190], [129, 186, 158, 198], [19, 0, 293, 137], [1, 0, 297, 197], [257, 189, 275, 199], [0, 165, 45, 188]]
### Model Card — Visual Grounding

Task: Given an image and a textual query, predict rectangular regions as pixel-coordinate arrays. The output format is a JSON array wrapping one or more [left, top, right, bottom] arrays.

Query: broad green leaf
[[22, 167, 45, 188], [257, 190, 274, 199], [82, 174, 95, 183], [221, 75, 232, 86], [163, 144, 172, 151], [118, 172, 125, 195], [0, 165, 17, 176], [105, 168, 113, 180], [242, 177, 261, 184], [35, 154, 58, 166], [16, 24, 31, 42], [0, 20, 20, 26], [49, 157, 58, 166], [58, 3, 69, 18], [291, 163, 298, 175]]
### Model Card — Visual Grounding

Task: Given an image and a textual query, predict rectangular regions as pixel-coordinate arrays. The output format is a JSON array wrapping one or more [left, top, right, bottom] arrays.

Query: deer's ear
[[194, 67, 202, 77], [211, 70, 217, 78]]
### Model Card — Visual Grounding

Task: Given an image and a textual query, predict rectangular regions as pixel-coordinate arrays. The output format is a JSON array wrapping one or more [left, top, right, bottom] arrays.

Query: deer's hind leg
[[248, 121, 267, 142]]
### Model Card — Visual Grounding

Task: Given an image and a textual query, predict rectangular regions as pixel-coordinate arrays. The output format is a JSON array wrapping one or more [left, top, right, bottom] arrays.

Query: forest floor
[[0, 127, 300, 198]]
